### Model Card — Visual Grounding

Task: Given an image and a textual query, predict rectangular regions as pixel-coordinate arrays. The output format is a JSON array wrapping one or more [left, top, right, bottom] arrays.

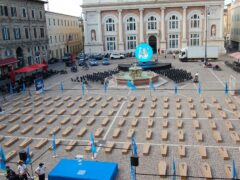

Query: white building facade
[[81, 0, 225, 54]]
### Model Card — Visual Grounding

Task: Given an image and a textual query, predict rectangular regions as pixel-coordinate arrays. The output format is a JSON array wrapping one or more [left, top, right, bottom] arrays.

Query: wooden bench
[[79, 101, 87, 108], [142, 144, 151, 156], [134, 110, 141, 117], [219, 111, 227, 119], [146, 129, 152, 140], [123, 109, 129, 117], [162, 119, 168, 128], [0, 124, 7, 131], [105, 142, 115, 153], [149, 110, 155, 117], [34, 116, 45, 124], [35, 102, 42, 107], [61, 117, 71, 125], [208, 119, 217, 130], [70, 109, 79, 116], [101, 117, 110, 126], [73, 117, 82, 125], [122, 142, 131, 154], [176, 103, 181, 109], [23, 96, 31, 101], [189, 103, 195, 110], [47, 116, 58, 124], [202, 103, 208, 110], [118, 118, 126, 127], [192, 119, 200, 129], [176, 110, 182, 118], [141, 96, 146, 102], [4, 137, 19, 147], [13, 102, 21, 107], [199, 145, 207, 159], [195, 130, 203, 142], [205, 110, 213, 119], [67, 101, 75, 108], [95, 128, 104, 138], [212, 130, 223, 143], [112, 128, 121, 138], [8, 115, 21, 123], [35, 126, 47, 135], [211, 97, 217, 103], [178, 130, 184, 142], [62, 126, 73, 137], [162, 110, 169, 118], [77, 127, 87, 137], [158, 161, 167, 176], [225, 165, 233, 178], [163, 103, 169, 109], [81, 109, 89, 116], [160, 145, 168, 157], [34, 108, 43, 115], [95, 96, 102, 101], [191, 110, 197, 118], [224, 120, 234, 131], [179, 162, 188, 178], [215, 103, 222, 110], [106, 96, 113, 102], [151, 102, 157, 109], [234, 112, 240, 119], [117, 96, 124, 102], [58, 109, 66, 115], [108, 109, 115, 116], [218, 147, 230, 160], [229, 104, 237, 111], [201, 163, 212, 179], [74, 96, 82, 102], [65, 140, 77, 151], [21, 125, 33, 134], [138, 102, 144, 109], [176, 119, 183, 129], [55, 102, 63, 108], [49, 126, 61, 136], [63, 96, 71, 101], [130, 96, 136, 102], [0, 115, 9, 122], [113, 102, 120, 108], [127, 102, 134, 109], [199, 96, 205, 103], [225, 97, 232, 104], [230, 131, 240, 143], [6, 150, 17, 162], [176, 97, 181, 103], [131, 118, 139, 127], [22, 108, 32, 114], [161, 130, 168, 141], [187, 97, 193, 103], [148, 118, 154, 128], [54, 96, 61, 101], [49, 139, 61, 150], [178, 145, 186, 158], [86, 117, 95, 126], [45, 101, 54, 107], [163, 97, 169, 102], [7, 124, 20, 134], [89, 102, 97, 108], [44, 96, 51, 101], [0, 136, 4, 142], [19, 138, 33, 148], [127, 129, 135, 139], [86, 96, 93, 102], [152, 96, 157, 102], [45, 108, 55, 115], [101, 101, 108, 108]]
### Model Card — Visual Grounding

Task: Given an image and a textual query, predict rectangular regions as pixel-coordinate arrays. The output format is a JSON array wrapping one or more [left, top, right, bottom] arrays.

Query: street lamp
[[204, 6, 210, 65]]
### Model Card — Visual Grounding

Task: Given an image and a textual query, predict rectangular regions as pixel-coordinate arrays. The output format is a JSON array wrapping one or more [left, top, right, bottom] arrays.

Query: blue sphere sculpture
[[135, 43, 153, 63]]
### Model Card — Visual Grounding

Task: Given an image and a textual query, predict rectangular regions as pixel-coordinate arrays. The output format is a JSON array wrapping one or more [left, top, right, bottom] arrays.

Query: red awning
[[0, 57, 18, 67], [15, 64, 48, 73], [229, 52, 240, 59]]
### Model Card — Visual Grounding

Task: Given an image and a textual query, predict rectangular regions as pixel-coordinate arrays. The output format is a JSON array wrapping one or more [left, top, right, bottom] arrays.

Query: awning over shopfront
[[0, 57, 18, 67], [15, 64, 48, 73], [229, 52, 240, 59]]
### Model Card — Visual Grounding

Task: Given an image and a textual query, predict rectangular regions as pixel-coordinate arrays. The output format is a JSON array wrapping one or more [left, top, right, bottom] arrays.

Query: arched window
[[169, 15, 179, 30], [126, 17, 136, 31], [211, 24, 216, 37], [148, 16, 157, 30], [106, 18, 115, 32], [91, 29, 96, 41], [190, 14, 200, 28]]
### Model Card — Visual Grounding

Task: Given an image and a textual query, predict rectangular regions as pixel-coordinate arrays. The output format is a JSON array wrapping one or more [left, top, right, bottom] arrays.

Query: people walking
[[17, 160, 28, 180], [35, 163, 46, 180]]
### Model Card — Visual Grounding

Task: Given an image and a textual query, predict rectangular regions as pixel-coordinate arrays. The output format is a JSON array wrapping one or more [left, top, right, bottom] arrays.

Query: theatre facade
[[81, 0, 225, 54]]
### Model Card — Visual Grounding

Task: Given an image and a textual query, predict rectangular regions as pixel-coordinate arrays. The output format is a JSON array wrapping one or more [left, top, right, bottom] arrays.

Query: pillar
[[182, 6, 187, 48], [118, 9, 124, 52], [160, 7, 166, 52], [139, 8, 144, 43], [97, 10, 103, 44]]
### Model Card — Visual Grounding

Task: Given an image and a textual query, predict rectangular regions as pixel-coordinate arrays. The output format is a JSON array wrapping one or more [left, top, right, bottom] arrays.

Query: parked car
[[77, 54, 87, 66], [110, 53, 125, 59], [89, 58, 98, 66], [102, 58, 110, 65], [95, 54, 103, 60], [62, 53, 72, 62]]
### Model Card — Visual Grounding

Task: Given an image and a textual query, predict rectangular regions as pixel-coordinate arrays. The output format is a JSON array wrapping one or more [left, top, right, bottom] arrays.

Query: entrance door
[[16, 47, 24, 67], [148, 36, 157, 53]]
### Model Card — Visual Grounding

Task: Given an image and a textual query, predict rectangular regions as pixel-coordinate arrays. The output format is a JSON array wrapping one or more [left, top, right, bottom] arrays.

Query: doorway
[[16, 47, 24, 67], [148, 36, 157, 53]]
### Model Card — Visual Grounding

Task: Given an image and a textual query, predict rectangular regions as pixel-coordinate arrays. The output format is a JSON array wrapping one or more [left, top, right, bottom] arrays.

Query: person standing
[[6, 166, 19, 180], [17, 160, 28, 180], [35, 163, 46, 180]]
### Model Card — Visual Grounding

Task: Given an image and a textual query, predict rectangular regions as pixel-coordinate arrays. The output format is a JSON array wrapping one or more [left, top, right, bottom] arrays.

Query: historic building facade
[[46, 12, 84, 60], [0, 0, 48, 74], [82, 0, 225, 54]]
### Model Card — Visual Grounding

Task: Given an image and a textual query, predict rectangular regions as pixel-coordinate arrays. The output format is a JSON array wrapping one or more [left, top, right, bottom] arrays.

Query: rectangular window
[[168, 34, 179, 48], [33, 27, 37, 38], [0, 6, 8, 16], [49, 36, 52, 44], [40, 28, 44, 38], [106, 36, 116, 51], [25, 28, 29, 39], [13, 27, 21, 39], [48, 18, 51, 26], [0, 6, 3, 16], [53, 19, 55, 26], [31, 10, 34, 18], [127, 35, 137, 50], [55, 36, 57, 43], [190, 33, 200, 46], [39, 11, 42, 19], [4, 6, 8, 16], [10, 7, 17, 17], [2, 26, 10, 40], [22, 8, 26, 18]]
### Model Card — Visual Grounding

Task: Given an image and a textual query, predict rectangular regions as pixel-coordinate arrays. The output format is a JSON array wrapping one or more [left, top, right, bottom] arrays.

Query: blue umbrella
[[198, 82, 201, 95], [25, 146, 31, 165], [172, 160, 176, 180], [225, 82, 229, 95], [60, 82, 64, 93], [174, 83, 178, 95], [0, 146, 6, 171], [82, 81, 85, 96], [90, 133, 96, 154], [131, 136, 138, 156], [52, 134, 56, 156], [22, 82, 26, 94], [232, 160, 237, 179]]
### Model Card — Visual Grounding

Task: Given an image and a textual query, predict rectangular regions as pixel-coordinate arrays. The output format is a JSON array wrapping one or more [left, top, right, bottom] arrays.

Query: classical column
[[182, 6, 187, 48], [139, 8, 144, 43], [219, 5, 224, 39], [97, 10, 103, 44], [160, 7, 166, 52], [118, 9, 124, 51]]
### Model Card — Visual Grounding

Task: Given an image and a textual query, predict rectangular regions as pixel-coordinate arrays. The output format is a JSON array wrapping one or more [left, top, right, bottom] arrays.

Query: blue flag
[[9, 81, 13, 95], [60, 82, 64, 93], [232, 160, 237, 179], [0, 146, 6, 171], [131, 136, 138, 156], [198, 82, 201, 95], [22, 82, 26, 94], [130, 163, 136, 180], [104, 80, 108, 94], [25, 146, 31, 165], [172, 160, 176, 180], [127, 80, 136, 91], [52, 134, 56, 156], [82, 81, 85, 96], [174, 83, 178, 95], [149, 80, 155, 91], [225, 82, 229, 95], [90, 133, 97, 154]]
